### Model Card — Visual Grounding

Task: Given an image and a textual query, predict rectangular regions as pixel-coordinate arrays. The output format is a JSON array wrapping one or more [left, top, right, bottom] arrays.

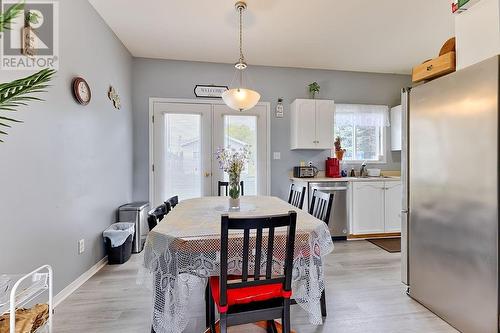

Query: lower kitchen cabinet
[[351, 182, 386, 234], [384, 181, 403, 232], [350, 180, 402, 236]]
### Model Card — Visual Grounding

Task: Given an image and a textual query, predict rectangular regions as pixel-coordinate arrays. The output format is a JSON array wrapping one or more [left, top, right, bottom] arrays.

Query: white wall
[[456, 0, 500, 69], [0, 0, 133, 294]]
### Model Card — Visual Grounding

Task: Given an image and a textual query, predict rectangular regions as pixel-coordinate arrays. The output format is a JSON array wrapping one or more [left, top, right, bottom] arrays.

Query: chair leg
[[220, 313, 227, 333], [283, 299, 291, 333], [205, 283, 209, 328], [208, 285, 216, 333], [320, 289, 327, 317], [266, 320, 278, 333]]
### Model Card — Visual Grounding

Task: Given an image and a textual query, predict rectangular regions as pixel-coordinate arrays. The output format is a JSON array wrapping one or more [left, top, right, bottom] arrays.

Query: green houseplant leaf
[[0, 1, 57, 143], [0, 68, 56, 142], [0, 1, 24, 32]]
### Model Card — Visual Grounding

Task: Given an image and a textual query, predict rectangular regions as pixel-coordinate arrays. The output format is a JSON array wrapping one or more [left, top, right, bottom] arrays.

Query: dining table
[[143, 196, 334, 333]]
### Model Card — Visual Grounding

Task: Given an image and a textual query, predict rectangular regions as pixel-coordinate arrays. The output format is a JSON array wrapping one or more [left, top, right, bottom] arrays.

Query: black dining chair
[[218, 181, 244, 197], [165, 195, 179, 209], [288, 184, 306, 209], [309, 189, 334, 225], [308, 189, 334, 317], [147, 203, 170, 231], [207, 211, 297, 333]]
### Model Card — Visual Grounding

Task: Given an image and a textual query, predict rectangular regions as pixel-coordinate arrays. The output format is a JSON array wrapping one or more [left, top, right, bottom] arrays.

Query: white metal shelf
[[0, 265, 53, 333]]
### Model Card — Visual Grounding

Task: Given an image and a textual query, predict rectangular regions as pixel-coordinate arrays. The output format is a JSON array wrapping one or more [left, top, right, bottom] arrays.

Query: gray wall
[[132, 59, 411, 201], [0, 0, 133, 294]]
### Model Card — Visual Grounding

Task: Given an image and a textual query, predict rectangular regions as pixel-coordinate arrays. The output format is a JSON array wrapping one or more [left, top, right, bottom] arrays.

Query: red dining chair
[[207, 211, 297, 333]]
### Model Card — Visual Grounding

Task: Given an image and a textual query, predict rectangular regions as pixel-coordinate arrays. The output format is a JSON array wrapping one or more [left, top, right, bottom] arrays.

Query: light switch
[[273, 152, 281, 160]]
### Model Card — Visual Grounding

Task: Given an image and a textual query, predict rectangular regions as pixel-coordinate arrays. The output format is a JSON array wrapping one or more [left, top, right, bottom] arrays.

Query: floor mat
[[367, 237, 401, 253]]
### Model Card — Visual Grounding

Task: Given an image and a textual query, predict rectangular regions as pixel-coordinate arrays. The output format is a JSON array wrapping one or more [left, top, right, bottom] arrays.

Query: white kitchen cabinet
[[290, 99, 334, 150], [384, 181, 402, 232], [350, 180, 402, 235], [390, 105, 402, 151], [351, 182, 386, 234]]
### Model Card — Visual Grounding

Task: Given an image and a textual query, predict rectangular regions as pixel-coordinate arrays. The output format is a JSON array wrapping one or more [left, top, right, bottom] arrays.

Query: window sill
[[341, 160, 387, 165]]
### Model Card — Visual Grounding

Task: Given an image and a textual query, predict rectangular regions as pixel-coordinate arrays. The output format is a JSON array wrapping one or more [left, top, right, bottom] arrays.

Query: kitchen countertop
[[290, 176, 401, 183]]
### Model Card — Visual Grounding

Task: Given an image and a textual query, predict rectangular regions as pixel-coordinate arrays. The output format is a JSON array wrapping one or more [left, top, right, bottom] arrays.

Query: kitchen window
[[334, 104, 389, 163]]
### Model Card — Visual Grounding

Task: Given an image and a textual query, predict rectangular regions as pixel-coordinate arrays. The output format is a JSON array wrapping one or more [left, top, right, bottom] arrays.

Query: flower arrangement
[[216, 146, 250, 207], [334, 137, 346, 160]]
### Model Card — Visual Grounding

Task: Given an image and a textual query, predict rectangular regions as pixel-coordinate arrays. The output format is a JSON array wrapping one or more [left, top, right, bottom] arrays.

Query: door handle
[[204, 172, 211, 177]]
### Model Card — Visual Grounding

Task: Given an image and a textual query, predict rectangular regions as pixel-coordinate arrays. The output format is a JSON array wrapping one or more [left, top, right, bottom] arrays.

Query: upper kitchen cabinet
[[290, 99, 335, 150], [390, 105, 402, 151]]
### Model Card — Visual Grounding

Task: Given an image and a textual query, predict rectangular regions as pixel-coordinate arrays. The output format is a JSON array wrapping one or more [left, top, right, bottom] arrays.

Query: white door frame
[[149, 97, 271, 206]]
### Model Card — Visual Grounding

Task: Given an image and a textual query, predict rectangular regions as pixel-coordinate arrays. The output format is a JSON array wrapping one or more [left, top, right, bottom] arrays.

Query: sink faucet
[[359, 161, 367, 177]]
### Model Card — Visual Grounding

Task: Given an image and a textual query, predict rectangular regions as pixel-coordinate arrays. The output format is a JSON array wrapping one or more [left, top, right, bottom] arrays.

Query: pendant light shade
[[222, 88, 261, 112], [223, 1, 260, 112]]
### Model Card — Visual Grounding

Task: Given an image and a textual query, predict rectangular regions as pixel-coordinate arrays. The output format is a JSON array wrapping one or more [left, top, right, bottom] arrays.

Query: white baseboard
[[54, 256, 108, 308]]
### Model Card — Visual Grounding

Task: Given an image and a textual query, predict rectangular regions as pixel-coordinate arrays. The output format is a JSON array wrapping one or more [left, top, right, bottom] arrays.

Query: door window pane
[[164, 113, 201, 200], [224, 115, 257, 195]]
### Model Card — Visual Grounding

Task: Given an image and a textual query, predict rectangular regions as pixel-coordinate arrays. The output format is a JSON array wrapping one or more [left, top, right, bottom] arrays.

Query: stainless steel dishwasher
[[308, 182, 348, 240]]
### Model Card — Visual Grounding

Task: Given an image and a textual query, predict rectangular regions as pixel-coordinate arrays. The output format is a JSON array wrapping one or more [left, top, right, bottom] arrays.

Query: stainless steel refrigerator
[[401, 55, 499, 333]]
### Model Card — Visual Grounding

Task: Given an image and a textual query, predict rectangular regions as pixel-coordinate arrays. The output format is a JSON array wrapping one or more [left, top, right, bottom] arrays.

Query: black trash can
[[103, 223, 135, 264]]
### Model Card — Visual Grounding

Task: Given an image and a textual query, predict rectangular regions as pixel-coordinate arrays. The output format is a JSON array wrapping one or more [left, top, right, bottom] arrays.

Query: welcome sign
[[194, 85, 228, 98]]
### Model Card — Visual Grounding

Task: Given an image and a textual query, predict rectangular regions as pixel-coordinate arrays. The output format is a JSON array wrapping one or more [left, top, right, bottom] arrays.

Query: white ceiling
[[89, 0, 455, 74]]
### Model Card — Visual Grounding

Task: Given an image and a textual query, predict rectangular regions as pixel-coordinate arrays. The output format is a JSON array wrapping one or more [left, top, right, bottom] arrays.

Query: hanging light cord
[[238, 5, 245, 65]]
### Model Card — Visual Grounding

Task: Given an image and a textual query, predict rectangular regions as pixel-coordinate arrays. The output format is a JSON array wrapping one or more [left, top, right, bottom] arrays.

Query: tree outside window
[[334, 104, 388, 162]]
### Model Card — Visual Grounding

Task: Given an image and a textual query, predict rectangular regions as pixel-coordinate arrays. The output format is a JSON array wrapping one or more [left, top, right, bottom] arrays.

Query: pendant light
[[222, 1, 261, 112]]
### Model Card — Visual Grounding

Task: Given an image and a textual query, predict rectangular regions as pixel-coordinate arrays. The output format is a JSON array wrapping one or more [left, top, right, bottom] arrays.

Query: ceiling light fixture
[[222, 1, 261, 112]]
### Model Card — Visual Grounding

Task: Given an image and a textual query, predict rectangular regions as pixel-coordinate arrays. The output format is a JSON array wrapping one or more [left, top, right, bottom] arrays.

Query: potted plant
[[216, 146, 250, 209], [334, 137, 346, 160], [0, 1, 56, 142], [308, 82, 320, 99]]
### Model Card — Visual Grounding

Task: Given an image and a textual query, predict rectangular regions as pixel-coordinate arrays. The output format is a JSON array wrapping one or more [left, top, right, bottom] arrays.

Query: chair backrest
[[288, 184, 306, 209], [309, 189, 334, 225], [218, 181, 245, 196], [218, 211, 297, 308], [147, 203, 170, 231], [165, 195, 179, 209]]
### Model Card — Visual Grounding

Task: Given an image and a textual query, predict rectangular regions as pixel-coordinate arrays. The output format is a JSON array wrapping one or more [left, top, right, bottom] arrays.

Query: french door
[[151, 100, 269, 207], [152, 102, 212, 206]]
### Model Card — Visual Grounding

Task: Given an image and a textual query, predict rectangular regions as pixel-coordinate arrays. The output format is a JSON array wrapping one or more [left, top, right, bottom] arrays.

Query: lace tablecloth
[[143, 196, 334, 333]]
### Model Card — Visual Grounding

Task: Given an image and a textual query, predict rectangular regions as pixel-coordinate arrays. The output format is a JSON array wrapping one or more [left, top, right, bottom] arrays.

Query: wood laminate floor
[[54, 240, 458, 333]]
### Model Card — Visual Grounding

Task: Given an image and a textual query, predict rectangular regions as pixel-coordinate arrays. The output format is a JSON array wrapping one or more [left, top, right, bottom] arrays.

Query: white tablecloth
[[143, 196, 334, 333]]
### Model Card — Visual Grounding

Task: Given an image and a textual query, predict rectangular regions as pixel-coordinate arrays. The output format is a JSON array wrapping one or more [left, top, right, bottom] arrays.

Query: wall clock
[[72, 77, 91, 105]]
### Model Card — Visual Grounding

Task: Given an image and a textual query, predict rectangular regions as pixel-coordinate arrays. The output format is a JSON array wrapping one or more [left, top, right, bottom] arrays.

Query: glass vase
[[228, 172, 241, 209]]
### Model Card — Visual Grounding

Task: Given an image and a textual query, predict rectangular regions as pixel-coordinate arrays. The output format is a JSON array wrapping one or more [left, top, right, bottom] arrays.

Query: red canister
[[325, 158, 340, 178]]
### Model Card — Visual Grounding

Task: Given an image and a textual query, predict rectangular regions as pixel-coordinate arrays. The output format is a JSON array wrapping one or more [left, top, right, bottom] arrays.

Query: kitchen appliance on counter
[[401, 56, 499, 333], [325, 158, 340, 178], [293, 166, 318, 178], [309, 182, 348, 240]]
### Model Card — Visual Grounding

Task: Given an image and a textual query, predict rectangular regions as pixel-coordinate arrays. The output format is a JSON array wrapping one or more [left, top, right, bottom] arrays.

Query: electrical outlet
[[78, 239, 85, 254], [273, 152, 281, 160]]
